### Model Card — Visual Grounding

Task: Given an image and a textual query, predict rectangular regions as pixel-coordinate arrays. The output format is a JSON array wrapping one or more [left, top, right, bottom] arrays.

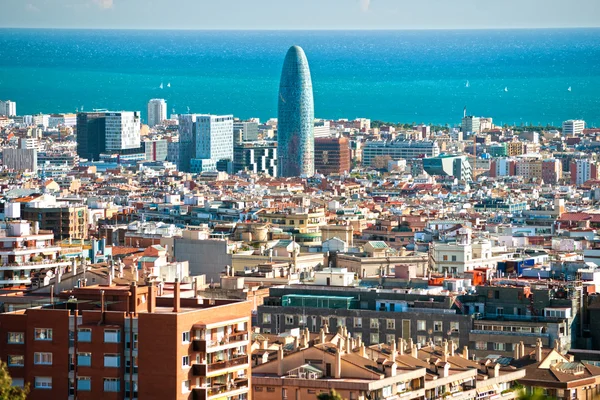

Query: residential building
[[362, 141, 440, 166], [48, 114, 77, 128], [21, 196, 88, 240], [570, 159, 598, 185], [0, 100, 16, 117], [147, 99, 167, 128], [562, 119, 585, 136], [314, 137, 351, 176], [277, 46, 315, 177], [233, 141, 277, 176], [541, 158, 562, 184], [2, 148, 37, 172]]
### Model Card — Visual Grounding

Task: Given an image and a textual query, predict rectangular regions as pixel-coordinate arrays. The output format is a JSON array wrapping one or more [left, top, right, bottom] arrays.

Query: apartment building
[[362, 140, 440, 166], [0, 282, 252, 400], [21, 197, 88, 240]]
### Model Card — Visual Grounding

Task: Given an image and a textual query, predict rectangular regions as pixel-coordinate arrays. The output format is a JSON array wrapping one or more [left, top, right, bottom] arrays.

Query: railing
[[2, 259, 70, 268], [193, 332, 248, 352], [207, 356, 248, 372], [481, 313, 566, 322], [193, 379, 249, 400], [470, 329, 550, 338]]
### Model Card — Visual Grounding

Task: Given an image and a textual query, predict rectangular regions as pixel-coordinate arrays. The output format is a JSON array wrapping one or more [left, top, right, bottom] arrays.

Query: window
[[476, 341, 487, 350], [182, 356, 190, 367], [285, 315, 294, 325], [417, 320, 426, 331], [104, 329, 120, 343], [35, 377, 52, 389], [354, 317, 362, 328], [11, 378, 24, 388], [443, 255, 448, 261], [433, 321, 443, 332], [383, 386, 393, 397], [104, 354, 120, 368], [182, 380, 191, 393], [299, 315, 306, 325], [417, 335, 427, 345], [7, 355, 24, 367], [78, 328, 92, 342], [450, 322, 460, 333], [77, 377, 91, 391], [370, 333, 379, 344], [451, 255, 457, 261], [493, 342, 505, 351], [78, 352, 92, 367], [354, 332, 362, 342], [34, 328, 52, 341], [34, 352, 52, 365], [386, 319, 395, 329], [104, 378, 120, 392], [126, 357, 139, 374], [337, 317, 345, 327], [262, 313, 271, 324], [386, 334, 395, 344], [496, 307, 504, 316], [7, 332, 24, 344], [370, 318, 379, 329], [182, 331, 190, 343], [283, 388, 288, 398], [494, 290, 500, 299], [434, 336, 443, 345]]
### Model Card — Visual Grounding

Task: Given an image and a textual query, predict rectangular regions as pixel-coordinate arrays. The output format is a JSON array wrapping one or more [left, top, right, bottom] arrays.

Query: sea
[[0, 28, 599, 126]]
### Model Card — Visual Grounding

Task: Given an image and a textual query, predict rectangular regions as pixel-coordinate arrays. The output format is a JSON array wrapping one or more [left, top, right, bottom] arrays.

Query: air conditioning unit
[[298, 372, 306, 379], [309, 373, 318, 379]]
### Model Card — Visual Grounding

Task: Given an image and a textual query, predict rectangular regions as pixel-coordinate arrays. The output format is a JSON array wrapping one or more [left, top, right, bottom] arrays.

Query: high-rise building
[[562, 119, 585, 136], [76, 112, 107, 161], [105, 112, 141, 151], [461, 116, 481, 134], [314, 137, 351, 175], [178, 114, 198, 172], [277, 46, 314, 177], [147, 99, 167, 128], [233, 121, 259, 143], [570, 159, 598, 185], [190, 115, 234, 173], [541, 158, 562, 184], [0, 100, 16, 116], [233, 141, 277, 176]]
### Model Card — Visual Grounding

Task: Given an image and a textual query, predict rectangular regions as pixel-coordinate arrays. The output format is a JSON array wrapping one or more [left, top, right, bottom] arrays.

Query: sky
[[1, 0, 599, 30]]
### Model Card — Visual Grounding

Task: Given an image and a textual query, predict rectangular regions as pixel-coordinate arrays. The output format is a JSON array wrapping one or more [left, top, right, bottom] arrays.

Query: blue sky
[[1, 0, 599, 29]]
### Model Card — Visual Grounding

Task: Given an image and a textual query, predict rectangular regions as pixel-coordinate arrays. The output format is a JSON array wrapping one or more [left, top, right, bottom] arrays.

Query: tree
[[371, 155, 392, 170], [317, 389, 345, 400], [0, 361, 29, 400], [516, 387, 556, 400]]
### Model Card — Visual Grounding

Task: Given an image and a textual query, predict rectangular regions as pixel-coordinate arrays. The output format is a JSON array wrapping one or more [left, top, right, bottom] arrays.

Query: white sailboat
[[568, 86, 572, 92], [466, 80, 470, 88], [504, 87, 508, 92], [167, 82, 171, 88], [159, 82, 164, 89]]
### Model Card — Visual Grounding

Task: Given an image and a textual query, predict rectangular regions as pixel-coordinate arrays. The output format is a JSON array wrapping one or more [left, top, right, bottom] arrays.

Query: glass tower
[[277, 45, 314, 177]]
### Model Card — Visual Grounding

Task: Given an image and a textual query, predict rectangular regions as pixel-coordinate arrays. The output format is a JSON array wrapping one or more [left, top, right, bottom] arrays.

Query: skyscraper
[[147, 98, 167, 127], [277, 45, 314, 177], [105, 112, 141, 151], [0, 100, 16, 117], [76, 112, 106, 161], [190, 114, 234, 173]]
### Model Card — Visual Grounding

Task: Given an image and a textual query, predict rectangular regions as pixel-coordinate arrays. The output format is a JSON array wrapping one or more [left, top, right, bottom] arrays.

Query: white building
[[462, 116, 481, 134], [191, 114, 233, 173], [48, 113, 77, 128], [562, 120, 585, 136], [362, 140, 440, 166], [233, 120, 259, 142], [311, 268, 355, 286], [105, 111, 141, 151], [0, 100, 16, 117], [147, 98, 167, 128]]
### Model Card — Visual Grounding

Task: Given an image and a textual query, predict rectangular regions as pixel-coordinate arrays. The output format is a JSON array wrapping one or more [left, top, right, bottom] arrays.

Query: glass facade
[[277, 46, 314, 177]]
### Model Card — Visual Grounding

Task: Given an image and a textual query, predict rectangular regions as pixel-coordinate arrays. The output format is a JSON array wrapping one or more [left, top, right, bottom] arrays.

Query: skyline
[[1, 0, 600, 30]]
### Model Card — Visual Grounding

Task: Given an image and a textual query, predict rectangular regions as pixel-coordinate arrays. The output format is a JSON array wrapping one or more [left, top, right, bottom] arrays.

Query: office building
[[362, 141, 440, 166], [178, 114, 198, 172], [422, 154, 472, 182], [105, 112, 141, 152], [147, 99, 167, 128], [233, 141, 277, 176], [277, 46, 315, 177], [76, 112, 107, 161], [233, 121, 259, 143], [2, 148, 37, 172], [314, 137, 351, 175], [191, 115, 234, 174], [461, 116, 481, 134], [562, 119, 585, 136], [0, 283, 252, 400], [48, 114, 77, 128], [142, 138, 168, 162], [0, 100, 16, 117], [570, 159, 598, 185]]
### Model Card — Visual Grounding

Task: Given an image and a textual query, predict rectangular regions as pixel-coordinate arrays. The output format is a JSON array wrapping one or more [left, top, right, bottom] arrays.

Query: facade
[[489, 158, 517, 177], [461, 116, 481, 134], [233, 141, 277, 176], [233, 121, 259, 143], [422, 154, 472, 182], [147, 99, 167, 128], [142, 139, 168, 162], [2, 148, 37, 172], [570, 159, 598, 185], [362, 141, 440, 166], [178, 114, 198, 172], [0, 283, 252, 400], [314, 137, 351, 176], [171, 231, 232, 282], [541, 158, 562, 184], [191, 115, 234, 174], [277, 46, 315, 177], [48, 114, 77, 128], [105, 112, 141, 152], [76, 112, 107, 161], [562, 119, 585, 136], [22, 201, 88, 240], [0, 100, 16, 116]]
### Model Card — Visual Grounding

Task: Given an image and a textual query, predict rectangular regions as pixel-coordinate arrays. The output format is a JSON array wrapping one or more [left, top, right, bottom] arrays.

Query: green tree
[[516, 387, 556, 400], [0, 361, 29, 400], [317, 389, 344, 400]]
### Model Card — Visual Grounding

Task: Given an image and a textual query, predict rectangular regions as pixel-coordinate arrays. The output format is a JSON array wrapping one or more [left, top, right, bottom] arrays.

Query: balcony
[[193, 355, 248, 376], [0, 259, 71, 271], [192, 379, 249, 400], [193, 331, 249, 353]]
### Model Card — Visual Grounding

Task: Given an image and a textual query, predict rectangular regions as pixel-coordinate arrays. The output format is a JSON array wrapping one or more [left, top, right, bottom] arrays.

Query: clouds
[[359, 0, 371, 12], [93, 0, 114, 9]]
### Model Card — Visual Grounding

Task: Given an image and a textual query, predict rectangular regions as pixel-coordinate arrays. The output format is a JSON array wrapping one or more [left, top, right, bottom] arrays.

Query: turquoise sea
[[0, 29, 599, 126]]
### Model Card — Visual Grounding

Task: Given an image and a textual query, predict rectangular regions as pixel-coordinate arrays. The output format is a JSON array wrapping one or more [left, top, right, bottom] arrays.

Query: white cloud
[[359, 0, 371, 12], [26, 3, 40, 12], [93, 0, 114, 9]]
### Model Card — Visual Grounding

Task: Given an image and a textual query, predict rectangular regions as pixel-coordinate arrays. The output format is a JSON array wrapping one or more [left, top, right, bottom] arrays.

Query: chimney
[[261, 339, 268, 350], [520, 342, 525, 359], [356, 334, 362, 349], [277, 344, 285, 376], [319, 328, 326, 344], [554, 339, 560, 352], [407, 338, 414, 351], [173, 278, 181, 313], [147, 282, 156, 313], [359, 343, 367, 358], [442, 340, 449, 362], [323, 322, 329, 334], [514, 342, 521, 359], [411, 344, 418, 358], [492, 363, 500, 378], [535, 339, 543, 362], [439, 363, 450, 378], [398, 338, 405, 356], [293, 335, 299, 351], [334, 349, 342, 378], [129, 281, 138, 315], [450, 340, 455, 357], [346, 336, 352, 353], [385, 362, 397, 378], [389, 339, 397, 362], [462, 346, 469, 360]]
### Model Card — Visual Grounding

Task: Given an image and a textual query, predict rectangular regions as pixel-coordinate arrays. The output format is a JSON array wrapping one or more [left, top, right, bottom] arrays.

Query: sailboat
[[167, 82, 171, 88], [159, 82, 164, 89], [568, 86, 572, 92], [504, 87, 508, 92], [466, 80, 470, 88]]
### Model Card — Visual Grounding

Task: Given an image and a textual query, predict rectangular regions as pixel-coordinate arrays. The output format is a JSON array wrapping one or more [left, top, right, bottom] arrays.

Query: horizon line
[[1, 26, 600, 31]]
